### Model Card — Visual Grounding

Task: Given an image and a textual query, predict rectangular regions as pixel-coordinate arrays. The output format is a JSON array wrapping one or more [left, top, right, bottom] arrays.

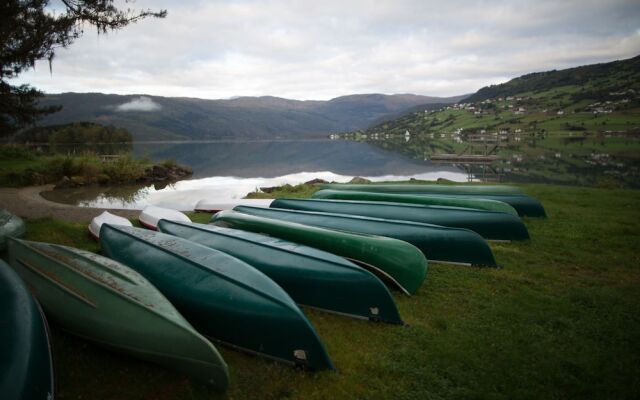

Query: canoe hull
[[319, 183, 524, 195], [0, 209, 26, 251], [158, 220, 403, 323], [311, 189, 519, 216], [0, 259, 54, 400], [231, 206, 497, 267], [100, 225, 335, 370], [210, 210, 428, 295], [7, 238, 229, 388], [271, 198, 529, 241]]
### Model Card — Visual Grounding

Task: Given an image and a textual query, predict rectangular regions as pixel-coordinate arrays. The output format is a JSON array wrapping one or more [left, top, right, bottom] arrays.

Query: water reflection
[[352, 131, 640, 187], [44, 140, 470, 209]]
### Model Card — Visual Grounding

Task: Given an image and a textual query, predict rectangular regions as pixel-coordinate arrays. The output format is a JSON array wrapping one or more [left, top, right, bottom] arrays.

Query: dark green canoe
[[320, 183, 524, 195], [271, 198, 529, 241], [226, 206, 497, 266], [312, 189, 519, 216], [100, 225, 334, 370], [0, 259, 54, 400], [409, 193, 546, 217], [7, 238, 229, 388], [0, 209, 26, 252], [158, 220, 403, 324], [210, 210, 428, 295]]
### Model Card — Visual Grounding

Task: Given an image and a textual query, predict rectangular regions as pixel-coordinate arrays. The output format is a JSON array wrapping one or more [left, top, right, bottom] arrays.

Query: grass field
[[10, 184, 640, 400]]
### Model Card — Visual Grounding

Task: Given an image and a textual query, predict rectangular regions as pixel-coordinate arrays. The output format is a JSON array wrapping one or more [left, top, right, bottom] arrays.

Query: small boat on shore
[[157, 219, 403, 323], [319, 183, 524, 196], [311, 189, 519, 216], [195, 198, 274, 212], [0, 209, 26, 251], [0, 259, 54, 400], [7, 238, 229, 388], [138, 205, 191, 230], [271, 198, 529, 241], [210, 210, 428, 295], [231, 206, 497, 266], [100, 225, 335, 370], [88, 211, 133, 239]]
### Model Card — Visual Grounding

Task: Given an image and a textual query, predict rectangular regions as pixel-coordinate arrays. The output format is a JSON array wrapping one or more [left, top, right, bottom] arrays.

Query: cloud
[[10, 0, 640, 100], [115, 96, 162, 112]]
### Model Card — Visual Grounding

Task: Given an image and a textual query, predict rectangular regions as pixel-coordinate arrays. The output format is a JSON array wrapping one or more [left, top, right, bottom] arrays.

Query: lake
[[44, 131, 640, 210], [43, 139, 470, 210]]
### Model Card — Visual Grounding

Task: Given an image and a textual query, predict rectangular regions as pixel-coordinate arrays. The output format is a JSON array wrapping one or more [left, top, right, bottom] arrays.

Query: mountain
[[355, 55, 640, 137], [34, 92, 464, 141]]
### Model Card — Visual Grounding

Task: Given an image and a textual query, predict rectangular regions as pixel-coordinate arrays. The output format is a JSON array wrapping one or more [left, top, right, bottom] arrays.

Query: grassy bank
[[0, 145, 188, 187], [12, 184, 640, 399]]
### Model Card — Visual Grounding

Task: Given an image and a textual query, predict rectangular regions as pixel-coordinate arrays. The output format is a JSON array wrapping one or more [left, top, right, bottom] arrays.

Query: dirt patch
[[0, 185, 139, 222]]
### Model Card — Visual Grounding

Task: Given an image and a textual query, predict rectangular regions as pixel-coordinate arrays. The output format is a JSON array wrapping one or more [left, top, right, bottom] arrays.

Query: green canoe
[[210, 210, 428, 295], [312, 189, 519, 216], [158, 219, 403, 324], [320, 183, 524, 195], [231, 206, 497, 267], [271, 198, 529, 241], [7, 238, 229, 389], [0, 209, 26, 252], [100, 225, 334, 370], [429, 194, 546, 218], [0, 259, 54, 400]]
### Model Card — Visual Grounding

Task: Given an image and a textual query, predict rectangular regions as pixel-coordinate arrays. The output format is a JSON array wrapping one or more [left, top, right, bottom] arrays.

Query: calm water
[[44, 132, 640, 210], [44, 140, 469, 210]]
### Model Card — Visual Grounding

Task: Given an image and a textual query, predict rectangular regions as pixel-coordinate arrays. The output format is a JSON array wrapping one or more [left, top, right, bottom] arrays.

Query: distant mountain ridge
[[35, 92, 466, 141]]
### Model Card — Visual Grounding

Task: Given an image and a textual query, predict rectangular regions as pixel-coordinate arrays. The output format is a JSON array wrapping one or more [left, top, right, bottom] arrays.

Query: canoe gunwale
[[101, 225, 300, 315], [344, 257, 411, 296]]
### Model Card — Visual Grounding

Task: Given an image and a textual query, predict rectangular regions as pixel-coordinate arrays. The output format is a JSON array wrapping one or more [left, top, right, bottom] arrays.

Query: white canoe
[[194, 199, 274, 212], [88, 211, 133, 240], [139, 206, 191, 230]]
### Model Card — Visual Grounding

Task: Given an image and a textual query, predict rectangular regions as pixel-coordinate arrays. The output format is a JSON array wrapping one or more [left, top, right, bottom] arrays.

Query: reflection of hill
[[133, 140, 462, 178]]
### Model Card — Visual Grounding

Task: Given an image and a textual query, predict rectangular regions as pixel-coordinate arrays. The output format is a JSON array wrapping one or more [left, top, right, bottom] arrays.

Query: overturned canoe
[[0, 209, 26, 251], [407, 193, 546, 218], [139, 205, 191, 230], [158, 219, 402, 323], [312, 189, 519, 216], [0, 259, 54, 400], [232, 206, 497, 266], [100, 225, 334, 370], [88, 211, 133, 239], [195, 198, 274, 212], [7, 238, 229, 389], [320, 183, 524, 196], [271, 198, 529, 241], [211, 210, 428, 295]]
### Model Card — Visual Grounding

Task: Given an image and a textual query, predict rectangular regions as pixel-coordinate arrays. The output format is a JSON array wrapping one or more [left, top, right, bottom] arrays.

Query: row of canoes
[[1, 183, 546, 396]]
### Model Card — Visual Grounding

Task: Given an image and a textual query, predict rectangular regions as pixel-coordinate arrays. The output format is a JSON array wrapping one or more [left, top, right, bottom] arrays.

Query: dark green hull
[[320, 183, 524, 195], [0, 209, 26, 251], [158, 220, 402, 324], [210, 210, 428, 295], [271, 198, 529, 241], [100, 225, 334, 370], [312, 189, 519, 216], [0, 260, 54, 400], [418, 194, 546, 217], [7, 238, 229, 388], [229, 206, 497, 266]]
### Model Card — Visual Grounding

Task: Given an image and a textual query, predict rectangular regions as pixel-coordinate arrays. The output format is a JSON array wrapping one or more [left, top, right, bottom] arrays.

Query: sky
[[12, 0, 640, 101]]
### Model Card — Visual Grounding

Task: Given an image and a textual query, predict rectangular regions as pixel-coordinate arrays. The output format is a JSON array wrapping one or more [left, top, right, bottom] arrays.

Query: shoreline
[[0, 184, 139, 222]]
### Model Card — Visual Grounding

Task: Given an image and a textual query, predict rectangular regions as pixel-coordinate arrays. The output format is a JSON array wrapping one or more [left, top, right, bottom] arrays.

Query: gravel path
[[0, 185, 140, 222]]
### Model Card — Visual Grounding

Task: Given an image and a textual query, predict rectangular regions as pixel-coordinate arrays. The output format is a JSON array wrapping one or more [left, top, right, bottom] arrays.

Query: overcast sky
[[12, 0, 640, 100]]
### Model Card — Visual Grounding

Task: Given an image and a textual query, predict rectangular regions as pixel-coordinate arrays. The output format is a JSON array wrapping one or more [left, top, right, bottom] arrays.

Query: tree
[[0, 0, 166, 136]]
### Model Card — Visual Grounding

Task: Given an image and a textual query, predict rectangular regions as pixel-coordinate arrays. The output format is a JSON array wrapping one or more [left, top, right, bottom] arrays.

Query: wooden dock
[[430, 154, 501, 163]]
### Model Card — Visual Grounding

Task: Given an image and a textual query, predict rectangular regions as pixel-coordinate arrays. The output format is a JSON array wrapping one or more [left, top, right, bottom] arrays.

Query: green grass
[[11, 184, 640, 399]]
